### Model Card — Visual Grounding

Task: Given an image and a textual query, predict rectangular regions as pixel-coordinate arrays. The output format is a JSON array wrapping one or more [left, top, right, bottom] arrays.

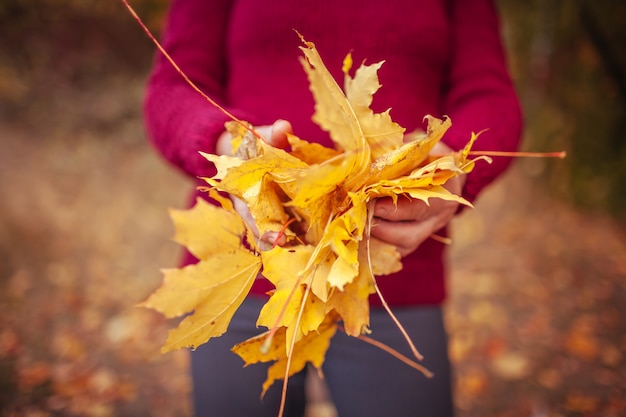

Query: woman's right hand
[[215, 119, 293, 249]]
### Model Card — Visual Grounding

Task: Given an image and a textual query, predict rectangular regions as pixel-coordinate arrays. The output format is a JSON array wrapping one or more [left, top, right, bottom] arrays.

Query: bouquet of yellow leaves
[[139, 33, 486, 398]]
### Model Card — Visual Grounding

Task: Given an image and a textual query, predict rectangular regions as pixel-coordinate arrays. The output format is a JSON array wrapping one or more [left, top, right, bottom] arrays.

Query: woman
[[144, 1, 522, 416]]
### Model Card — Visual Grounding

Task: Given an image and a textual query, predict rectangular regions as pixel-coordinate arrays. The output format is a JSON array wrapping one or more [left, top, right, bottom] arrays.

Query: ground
[[0, 64, 625, 417]]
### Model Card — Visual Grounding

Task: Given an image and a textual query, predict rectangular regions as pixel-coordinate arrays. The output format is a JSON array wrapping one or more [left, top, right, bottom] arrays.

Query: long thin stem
[[272, 218, 298, 249], [469, 150, 567, 158], [276, 274, 315, 417], [120, 0, 264, 141], [365, 202, 424, 362], [338, 326, 433, 378], [371, 278, 424, 361]]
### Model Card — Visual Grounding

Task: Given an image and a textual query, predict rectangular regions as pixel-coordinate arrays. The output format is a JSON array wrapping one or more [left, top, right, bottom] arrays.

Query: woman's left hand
[[369, 141, 466, 257]]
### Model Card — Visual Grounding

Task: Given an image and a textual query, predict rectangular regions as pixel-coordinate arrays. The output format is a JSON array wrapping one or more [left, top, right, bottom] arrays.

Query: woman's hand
[[216, 120, 292, 249], [370, 141, 466, 257], [216, 125, 463, 255], [216, 119, 291, 156]]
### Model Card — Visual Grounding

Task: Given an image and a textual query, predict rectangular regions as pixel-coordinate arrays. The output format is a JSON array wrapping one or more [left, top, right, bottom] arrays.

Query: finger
[[253, 120, 292, 149], [216, 130, 233, 156], [233, 196, 288, 249], [268, 119, 292, 149], [373, 197, 429, 222], [232, 197, 259, 236], [370, 217, 436, 257], [370, 199, 459, 257]]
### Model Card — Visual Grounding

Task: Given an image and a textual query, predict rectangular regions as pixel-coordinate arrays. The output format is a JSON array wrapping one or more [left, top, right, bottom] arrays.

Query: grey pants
[[191, 297, 453, 417]]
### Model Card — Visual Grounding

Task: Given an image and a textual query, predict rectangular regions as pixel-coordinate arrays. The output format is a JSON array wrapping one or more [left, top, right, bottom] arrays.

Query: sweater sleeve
[[440, 0, 523, 204], [143, 0, 255, 178]]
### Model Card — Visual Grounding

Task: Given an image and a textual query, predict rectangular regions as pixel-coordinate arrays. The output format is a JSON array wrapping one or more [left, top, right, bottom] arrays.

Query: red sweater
[[144, 0, 522, 306]]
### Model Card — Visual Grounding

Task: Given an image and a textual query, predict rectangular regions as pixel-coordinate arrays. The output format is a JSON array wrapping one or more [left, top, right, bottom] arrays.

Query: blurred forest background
[[0, 1, 624, 416]]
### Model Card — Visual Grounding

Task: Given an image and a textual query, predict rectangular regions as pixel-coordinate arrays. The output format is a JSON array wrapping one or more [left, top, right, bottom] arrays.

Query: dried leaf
[[256, 246, 327, 348], [343, 56, 405, 159], [232, 315, 338, 397], [139, 195, 262, 351]]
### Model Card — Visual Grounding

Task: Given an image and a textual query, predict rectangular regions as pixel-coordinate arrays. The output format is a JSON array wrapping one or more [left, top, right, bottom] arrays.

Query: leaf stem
[[468, 150, 567, 158], [272, 218, 298, 249], [371, 278, 424, 361], [364, 202, 424, 362], [429, 233, 452, 245], [119, 0, 264, 142], [338, 325, 433, 378], [276, 275, 314, 417]]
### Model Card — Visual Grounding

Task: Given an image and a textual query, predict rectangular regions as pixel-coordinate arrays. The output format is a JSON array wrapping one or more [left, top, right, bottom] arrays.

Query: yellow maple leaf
[[343, 55, 405, 160], [232, 314, 338, 398], [325, 242, 377, 336], [154, 255, 260, 352], [140, 196, 262, 351], [168, 196, 244, 260], [367, 237, 403, 276], [256, 246, 327, 349], [299, 36, 368, 157], [363, 115, 451, 186], [286, 133, 341, 165]]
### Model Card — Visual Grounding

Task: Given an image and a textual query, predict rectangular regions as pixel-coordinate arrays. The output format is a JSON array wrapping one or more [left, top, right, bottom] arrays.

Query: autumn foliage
[[139, 34, 489, 404]]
